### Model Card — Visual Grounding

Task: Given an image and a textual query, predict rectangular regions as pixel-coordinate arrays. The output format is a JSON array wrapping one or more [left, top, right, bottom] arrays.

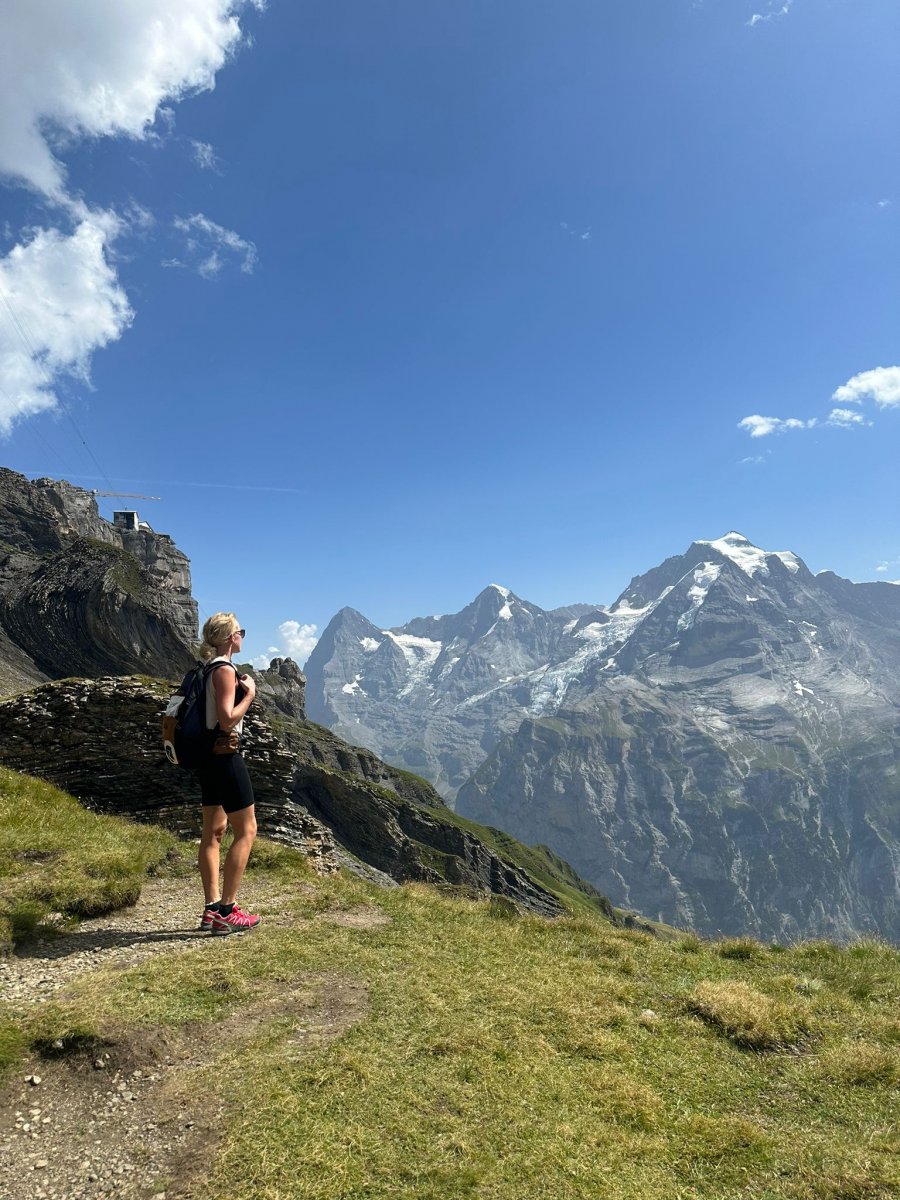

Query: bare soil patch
[[0, 877, 383, 1199]]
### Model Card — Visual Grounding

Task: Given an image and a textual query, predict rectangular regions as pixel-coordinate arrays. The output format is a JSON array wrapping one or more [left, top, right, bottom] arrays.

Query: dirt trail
[[0, 878, 387, 1200]]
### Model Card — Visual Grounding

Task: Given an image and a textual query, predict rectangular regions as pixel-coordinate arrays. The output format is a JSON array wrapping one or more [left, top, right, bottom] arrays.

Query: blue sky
[[1, 0, 898, 666]]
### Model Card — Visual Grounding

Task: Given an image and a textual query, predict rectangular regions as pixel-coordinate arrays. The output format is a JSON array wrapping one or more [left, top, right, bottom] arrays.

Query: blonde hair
[[198, 612, 240, 662]]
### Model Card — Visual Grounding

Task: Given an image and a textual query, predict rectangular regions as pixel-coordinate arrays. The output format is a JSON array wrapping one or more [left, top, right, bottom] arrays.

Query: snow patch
[[342, 674, 366, 697], [528, 600, 656, 713], [359, 637, 381, 652], [677, 562, 721, 631], [696, 532, 801, 578], [792, 679, 818, 700], [489, 583, 511, 598], [382, 631, 443, 696], [498, 602, 512, 620]]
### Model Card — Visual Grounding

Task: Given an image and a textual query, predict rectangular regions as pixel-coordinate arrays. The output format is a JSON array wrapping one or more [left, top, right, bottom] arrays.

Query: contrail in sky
[[21, 472, 305, 495]]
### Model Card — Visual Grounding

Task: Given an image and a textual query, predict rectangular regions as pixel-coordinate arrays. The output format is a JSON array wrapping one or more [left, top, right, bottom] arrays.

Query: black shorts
[[195, 752, 255, 814]]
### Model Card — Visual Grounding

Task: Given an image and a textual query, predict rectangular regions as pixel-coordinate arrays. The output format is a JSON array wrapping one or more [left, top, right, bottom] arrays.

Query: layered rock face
[[0, 469, 197, 691], [0, 676, 590, 918], [308, 534, 900, 941]]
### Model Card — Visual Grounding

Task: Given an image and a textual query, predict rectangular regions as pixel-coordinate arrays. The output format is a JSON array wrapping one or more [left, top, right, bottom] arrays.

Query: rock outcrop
[[244, 656, 307, 722], [0, 470, 197, 693]]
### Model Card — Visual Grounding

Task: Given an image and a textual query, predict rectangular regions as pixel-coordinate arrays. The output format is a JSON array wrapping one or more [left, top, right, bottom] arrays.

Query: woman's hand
[[240, 674, 257, 700]]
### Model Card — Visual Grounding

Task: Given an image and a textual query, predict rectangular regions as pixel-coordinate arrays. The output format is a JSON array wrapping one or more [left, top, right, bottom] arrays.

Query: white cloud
[[738, 414, 816, 438], [0, 215, 132, 435], [251, 644, 281, 669], [826, 407, 866, 428], [877, 199, 892, 209], [166, 212, 257, 278], [191, 140, 220, 171], [748, 2, 793, 27], [0, 1, 258, 201], [0, 1, 261, 433], [278, 620, 319, 665], [740, 455, 766, 465], [832, 366, 900, 409], [250, 622, 319, 669]]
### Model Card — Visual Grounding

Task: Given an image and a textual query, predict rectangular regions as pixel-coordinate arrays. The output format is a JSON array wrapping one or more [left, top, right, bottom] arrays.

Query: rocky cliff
[[307, 533, 900, 941], [0, 469, 197, 692]]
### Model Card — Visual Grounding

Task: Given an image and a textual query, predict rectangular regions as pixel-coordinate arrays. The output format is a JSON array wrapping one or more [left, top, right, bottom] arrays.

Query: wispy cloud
[[832, 366, 900, 409], [191, 140, 220, 171], [560, 222, 592, 242], [877, 199, 892, 210], [165, 213, 258, 279], [738, 366, 898, 443], [826, 407, 867, 429], [738, 415, 816, 438], [747, 2, 793, 28]]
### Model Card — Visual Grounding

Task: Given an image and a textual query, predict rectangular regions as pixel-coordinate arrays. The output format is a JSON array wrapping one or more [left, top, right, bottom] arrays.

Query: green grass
[[1, 769, 898, 1199], [18, 881, 898, 1200], [0, 765, 179, 951]]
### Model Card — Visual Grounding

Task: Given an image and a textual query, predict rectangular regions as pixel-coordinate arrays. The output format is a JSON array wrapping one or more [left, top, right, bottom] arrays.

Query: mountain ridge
[[306, 532, 900, 940]]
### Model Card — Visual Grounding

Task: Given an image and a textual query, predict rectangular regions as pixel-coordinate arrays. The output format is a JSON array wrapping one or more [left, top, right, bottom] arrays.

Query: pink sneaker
[[211, 904, 261, 936], [199, 904, 220, 932]]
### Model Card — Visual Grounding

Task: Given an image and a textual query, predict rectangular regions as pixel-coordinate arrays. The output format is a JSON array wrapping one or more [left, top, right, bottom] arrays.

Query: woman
[[195, 612, 261, 935]]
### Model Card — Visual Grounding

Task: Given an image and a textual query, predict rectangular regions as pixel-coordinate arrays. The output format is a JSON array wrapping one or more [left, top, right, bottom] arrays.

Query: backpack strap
[[204, 660, 241, 680], [205, 661, 245, 736]]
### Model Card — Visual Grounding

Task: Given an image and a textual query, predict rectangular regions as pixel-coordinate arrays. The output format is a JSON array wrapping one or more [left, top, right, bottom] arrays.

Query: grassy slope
[[1, 769, 898, 1199], [0, 765, 178, 950], [263, 709, 622, 920]]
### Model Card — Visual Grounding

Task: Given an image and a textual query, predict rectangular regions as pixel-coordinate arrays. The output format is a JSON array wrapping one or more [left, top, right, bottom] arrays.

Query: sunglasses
[[234, 628, 246, 638]]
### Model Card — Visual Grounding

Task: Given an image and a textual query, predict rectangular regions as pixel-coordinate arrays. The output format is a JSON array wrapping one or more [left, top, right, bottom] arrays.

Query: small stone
[[93, 1059, 105, 1070], [34, 1159, 48, 1169], [26, 1074, 42, 1086]]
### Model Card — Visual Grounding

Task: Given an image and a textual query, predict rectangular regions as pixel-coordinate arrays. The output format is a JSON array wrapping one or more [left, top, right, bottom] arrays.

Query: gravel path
[[0, 877, 382, 1199]]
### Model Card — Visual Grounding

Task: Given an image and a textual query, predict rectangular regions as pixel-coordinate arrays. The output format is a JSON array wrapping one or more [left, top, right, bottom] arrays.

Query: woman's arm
[[212, 665, 256, 731]]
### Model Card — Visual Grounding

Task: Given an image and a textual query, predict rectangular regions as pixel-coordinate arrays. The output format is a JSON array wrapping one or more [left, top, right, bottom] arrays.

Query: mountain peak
[[695, 532, 802, 578]]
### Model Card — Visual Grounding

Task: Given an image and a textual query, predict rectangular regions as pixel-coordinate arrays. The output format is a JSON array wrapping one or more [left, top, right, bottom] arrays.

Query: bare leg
[[199, 805, 227, 905], [222, 805, 257, 904]]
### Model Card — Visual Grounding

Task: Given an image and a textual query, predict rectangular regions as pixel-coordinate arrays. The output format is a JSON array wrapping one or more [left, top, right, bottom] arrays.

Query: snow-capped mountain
[[305, 534, 900, 940], [305, 583, 591, 795]]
